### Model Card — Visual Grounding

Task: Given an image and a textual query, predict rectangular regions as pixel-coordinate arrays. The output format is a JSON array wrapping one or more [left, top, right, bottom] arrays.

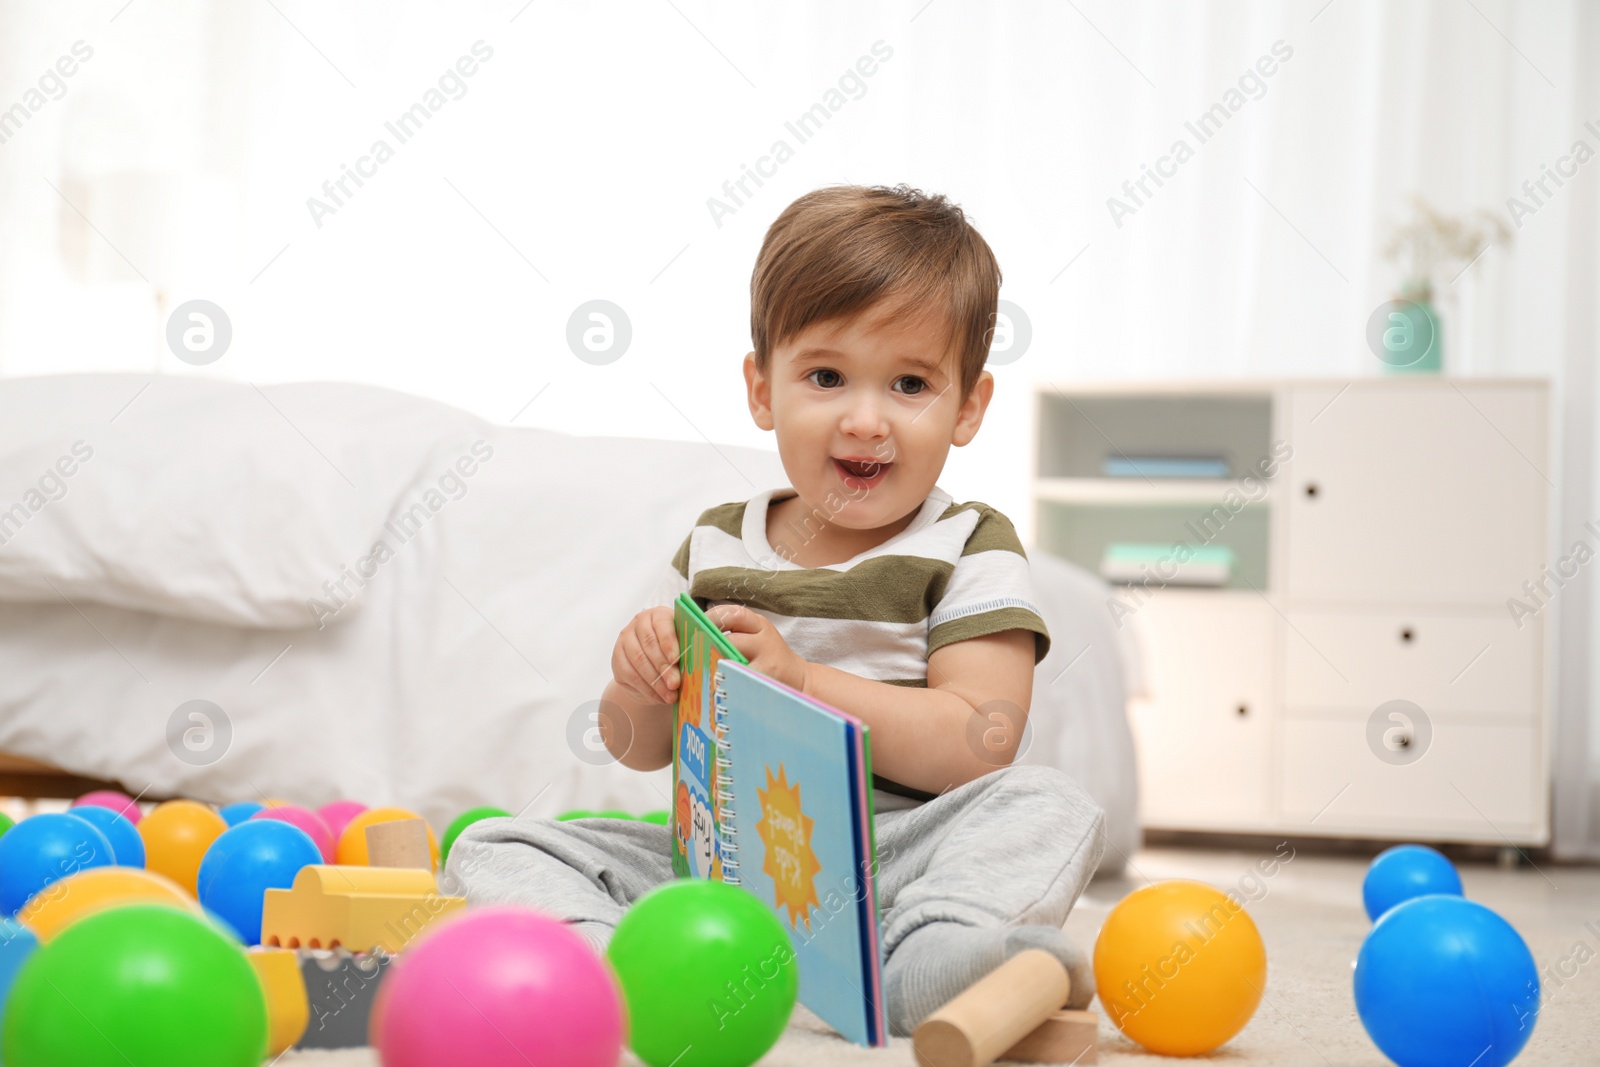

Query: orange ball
[[1093, 879, 1266, 1056], [137, 799, 229, 896], [336, 807, 439, 870], [18, 866, 203, 941]]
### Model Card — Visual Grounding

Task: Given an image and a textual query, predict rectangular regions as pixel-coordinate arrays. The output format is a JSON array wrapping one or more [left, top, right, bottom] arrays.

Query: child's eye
[[806, 368, 842, 388], [896, 376, 928, 395]]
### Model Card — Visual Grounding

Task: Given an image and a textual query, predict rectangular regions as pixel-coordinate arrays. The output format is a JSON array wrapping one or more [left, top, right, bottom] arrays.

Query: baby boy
[[448, 183, 1107, 1037]]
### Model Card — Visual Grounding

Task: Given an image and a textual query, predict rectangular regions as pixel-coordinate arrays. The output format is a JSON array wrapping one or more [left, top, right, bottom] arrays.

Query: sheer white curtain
[[1, 0, 1597, 854]]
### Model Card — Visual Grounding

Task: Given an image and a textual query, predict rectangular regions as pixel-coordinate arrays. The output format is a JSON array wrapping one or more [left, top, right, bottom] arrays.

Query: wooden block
[[998, 1009, 1097, 1064], [366, 818, 432, 869], [913, 949, 1071, 1067]]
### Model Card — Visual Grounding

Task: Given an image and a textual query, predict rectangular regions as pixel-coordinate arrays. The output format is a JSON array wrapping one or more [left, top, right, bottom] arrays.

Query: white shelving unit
[[1032, 379, 1553, 846]]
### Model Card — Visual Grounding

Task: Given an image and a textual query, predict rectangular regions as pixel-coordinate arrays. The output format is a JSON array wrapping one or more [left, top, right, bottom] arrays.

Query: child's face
[[743, 299, 993, 534]]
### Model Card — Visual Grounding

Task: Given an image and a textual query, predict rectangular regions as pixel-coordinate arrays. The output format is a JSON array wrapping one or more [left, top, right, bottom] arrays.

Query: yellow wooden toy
[[247, 946, 311, 1056], [259, 865, 464, 955]]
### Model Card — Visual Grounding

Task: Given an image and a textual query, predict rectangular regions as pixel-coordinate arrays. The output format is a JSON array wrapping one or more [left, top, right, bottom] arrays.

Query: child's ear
[[744, 352, 775, 431], [951, 370, 994, 447]]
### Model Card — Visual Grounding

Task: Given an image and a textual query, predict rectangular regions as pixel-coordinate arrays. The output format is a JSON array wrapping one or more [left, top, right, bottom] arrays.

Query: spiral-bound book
[[669, 592, 888, 1048]]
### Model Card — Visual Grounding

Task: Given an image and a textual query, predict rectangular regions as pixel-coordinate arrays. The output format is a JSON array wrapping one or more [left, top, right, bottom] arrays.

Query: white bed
[[0, 374, 1142, 871]]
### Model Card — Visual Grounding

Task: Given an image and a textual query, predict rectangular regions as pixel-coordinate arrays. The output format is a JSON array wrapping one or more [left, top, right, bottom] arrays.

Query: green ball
[[2, 904, 267, 1067], [639, 810, 670, 825], [595, 809, 636, 820], [607, 880, 797, 1067], [440, 806, 512, 864], [556, 809, 595, 821], [0, 811, 13, 839]]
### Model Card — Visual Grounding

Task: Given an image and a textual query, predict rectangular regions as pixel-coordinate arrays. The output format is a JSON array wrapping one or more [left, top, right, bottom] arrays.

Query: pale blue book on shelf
[[1103, 455, 1231, 478], [712, 658, 887, 1048]]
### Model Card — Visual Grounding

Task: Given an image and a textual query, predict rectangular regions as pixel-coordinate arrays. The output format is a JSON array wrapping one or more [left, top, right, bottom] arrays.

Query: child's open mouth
[[833, 457, 891, 489]]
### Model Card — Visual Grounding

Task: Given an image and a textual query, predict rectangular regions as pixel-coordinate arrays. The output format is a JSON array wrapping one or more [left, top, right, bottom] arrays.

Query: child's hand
[[612, 606, 680, 705], [707, 604, 809, 693]]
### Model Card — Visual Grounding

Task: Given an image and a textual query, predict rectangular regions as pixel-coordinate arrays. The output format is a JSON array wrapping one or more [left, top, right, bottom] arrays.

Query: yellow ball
[[17, 866, 202, 941], [1093, 879, 1266, 1056], [248, 947, 310, 1056], [137, 799, 229, 896], [336, 807, 439, 870]]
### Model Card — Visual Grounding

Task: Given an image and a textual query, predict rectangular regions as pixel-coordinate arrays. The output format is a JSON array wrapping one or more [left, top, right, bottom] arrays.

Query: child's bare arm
[[802, 628, 1036, 796], [600, 606, 680, 771]]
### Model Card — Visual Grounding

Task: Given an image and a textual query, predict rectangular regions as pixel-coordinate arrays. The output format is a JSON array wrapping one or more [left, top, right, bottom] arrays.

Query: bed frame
[[0, 751, 130, 800]]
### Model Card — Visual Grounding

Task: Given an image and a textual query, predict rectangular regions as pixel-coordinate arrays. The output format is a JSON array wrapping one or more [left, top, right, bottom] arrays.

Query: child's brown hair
[[749, 184, 1001, 405]]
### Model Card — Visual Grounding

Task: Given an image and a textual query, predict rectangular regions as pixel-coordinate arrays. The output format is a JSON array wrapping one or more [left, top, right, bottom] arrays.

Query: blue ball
[[1355, 895, 1539, 1067], [0, 813, 116, 916], [1363, 844, 1462, 921], [62, 806, 145, 868], [219, 801, 266, 827], [196, 819, 321, 945], [1, 917, 40, 1033]]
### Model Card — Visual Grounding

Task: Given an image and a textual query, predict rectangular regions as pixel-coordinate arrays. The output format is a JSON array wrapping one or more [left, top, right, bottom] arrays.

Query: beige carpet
[[280, 843, 1600, 1066]]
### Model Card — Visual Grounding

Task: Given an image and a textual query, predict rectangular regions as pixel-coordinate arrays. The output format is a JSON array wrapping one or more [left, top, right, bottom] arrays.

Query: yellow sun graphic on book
[[756, 764, 823, 931]]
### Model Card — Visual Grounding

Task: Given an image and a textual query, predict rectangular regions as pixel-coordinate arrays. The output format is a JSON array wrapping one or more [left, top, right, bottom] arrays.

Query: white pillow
[[0, 374, 492, 628]]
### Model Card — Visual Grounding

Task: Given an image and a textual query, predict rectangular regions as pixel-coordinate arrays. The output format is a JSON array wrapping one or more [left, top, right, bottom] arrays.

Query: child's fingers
[[636, 621, 677, 703]]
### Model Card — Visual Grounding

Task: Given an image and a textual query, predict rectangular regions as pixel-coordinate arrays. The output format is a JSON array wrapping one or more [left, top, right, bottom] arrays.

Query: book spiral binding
[[711, 674, 740, 885]]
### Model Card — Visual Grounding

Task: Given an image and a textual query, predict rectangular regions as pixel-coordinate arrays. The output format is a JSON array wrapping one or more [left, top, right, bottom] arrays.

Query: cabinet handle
[[1304, 482, 1319, 499], [1400, 627, 1415, 644], [1236, 704, 1249, 717]]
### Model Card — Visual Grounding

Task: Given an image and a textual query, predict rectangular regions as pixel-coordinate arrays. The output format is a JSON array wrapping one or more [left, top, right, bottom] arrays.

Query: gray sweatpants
[[445, 763, 1106, 969]]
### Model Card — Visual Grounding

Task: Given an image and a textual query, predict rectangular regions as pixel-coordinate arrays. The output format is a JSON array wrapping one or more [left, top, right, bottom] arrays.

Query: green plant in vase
[[1378, 196, 1511, 374]]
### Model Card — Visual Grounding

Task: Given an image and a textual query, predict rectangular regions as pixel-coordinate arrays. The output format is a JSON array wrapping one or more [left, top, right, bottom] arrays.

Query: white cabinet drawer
[[1277, 717, 1542, 842], [1284, 384, 1547, 605], [1283, 609, 1538, 718], [1129, 593, 1276, 829]]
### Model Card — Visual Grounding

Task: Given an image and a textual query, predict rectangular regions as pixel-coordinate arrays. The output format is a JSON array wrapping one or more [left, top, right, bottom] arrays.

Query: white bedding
[[0, 374, 1140, 869]]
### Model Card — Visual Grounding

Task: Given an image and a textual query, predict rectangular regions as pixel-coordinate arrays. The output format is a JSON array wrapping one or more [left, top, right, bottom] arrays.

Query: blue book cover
[[711, 658, 888, 1048]]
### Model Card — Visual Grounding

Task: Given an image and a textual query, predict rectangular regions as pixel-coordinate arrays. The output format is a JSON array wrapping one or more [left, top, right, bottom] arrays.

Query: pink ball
[[372, 907, 625, 1067], [250, 805, 336, 862], [72, 789, 142, 825], [316, 800, 368, 844]]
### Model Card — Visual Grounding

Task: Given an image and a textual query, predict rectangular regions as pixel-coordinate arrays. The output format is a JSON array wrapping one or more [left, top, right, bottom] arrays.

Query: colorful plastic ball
[[17, 866, 201, 941], [1355, 895, 1538, 1067], [0, 917, 39, 1033], [607, 879, 798, 1067], [1362, 844, 1463, 921], [0, 812, 116, 916], [138, 800, 229, 896], [250, 804, 336, 863], [248, 947, 310, 1056], [219, 801, 266, 827], [556, 809, 595, 821], [1, 904, 268, 1067], [640, 810, 670, 825], [198, 820, 323, 945], [441, 806, 512, 865], [72, 789, 142, 825], [316, 800, 368, 843], [1093, 879, 1266, 1056], [64, 805, 145, 867], [0, 811, 15, 839], [337, 807, 439, 869], [371, 906, 624, 1067]]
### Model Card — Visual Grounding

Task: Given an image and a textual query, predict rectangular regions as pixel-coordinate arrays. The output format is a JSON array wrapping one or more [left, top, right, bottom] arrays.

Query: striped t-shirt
[[653, 484, 1051, 811]]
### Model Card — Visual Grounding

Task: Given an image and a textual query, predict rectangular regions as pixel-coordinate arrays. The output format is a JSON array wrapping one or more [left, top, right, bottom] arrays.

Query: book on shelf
[[1102, 455, 1231, 479], [1099, 542, 1234, 586]]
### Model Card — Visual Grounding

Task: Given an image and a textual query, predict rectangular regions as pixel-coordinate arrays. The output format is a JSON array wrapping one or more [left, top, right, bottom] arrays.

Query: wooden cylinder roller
[[913, 948, 1071, 1067], [365, 818, 432, 870]]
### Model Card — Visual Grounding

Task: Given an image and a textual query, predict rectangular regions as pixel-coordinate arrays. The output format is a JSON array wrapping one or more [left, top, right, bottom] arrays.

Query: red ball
[[371, 907, 624, 1067]]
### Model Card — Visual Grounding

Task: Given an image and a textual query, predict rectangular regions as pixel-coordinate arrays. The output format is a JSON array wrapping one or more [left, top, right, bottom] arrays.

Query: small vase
[[1380, 283, 1442, 374]]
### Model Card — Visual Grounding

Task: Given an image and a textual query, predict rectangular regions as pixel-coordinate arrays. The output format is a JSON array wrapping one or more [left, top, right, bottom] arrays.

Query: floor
[[281, 843, 1599, 1066]]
